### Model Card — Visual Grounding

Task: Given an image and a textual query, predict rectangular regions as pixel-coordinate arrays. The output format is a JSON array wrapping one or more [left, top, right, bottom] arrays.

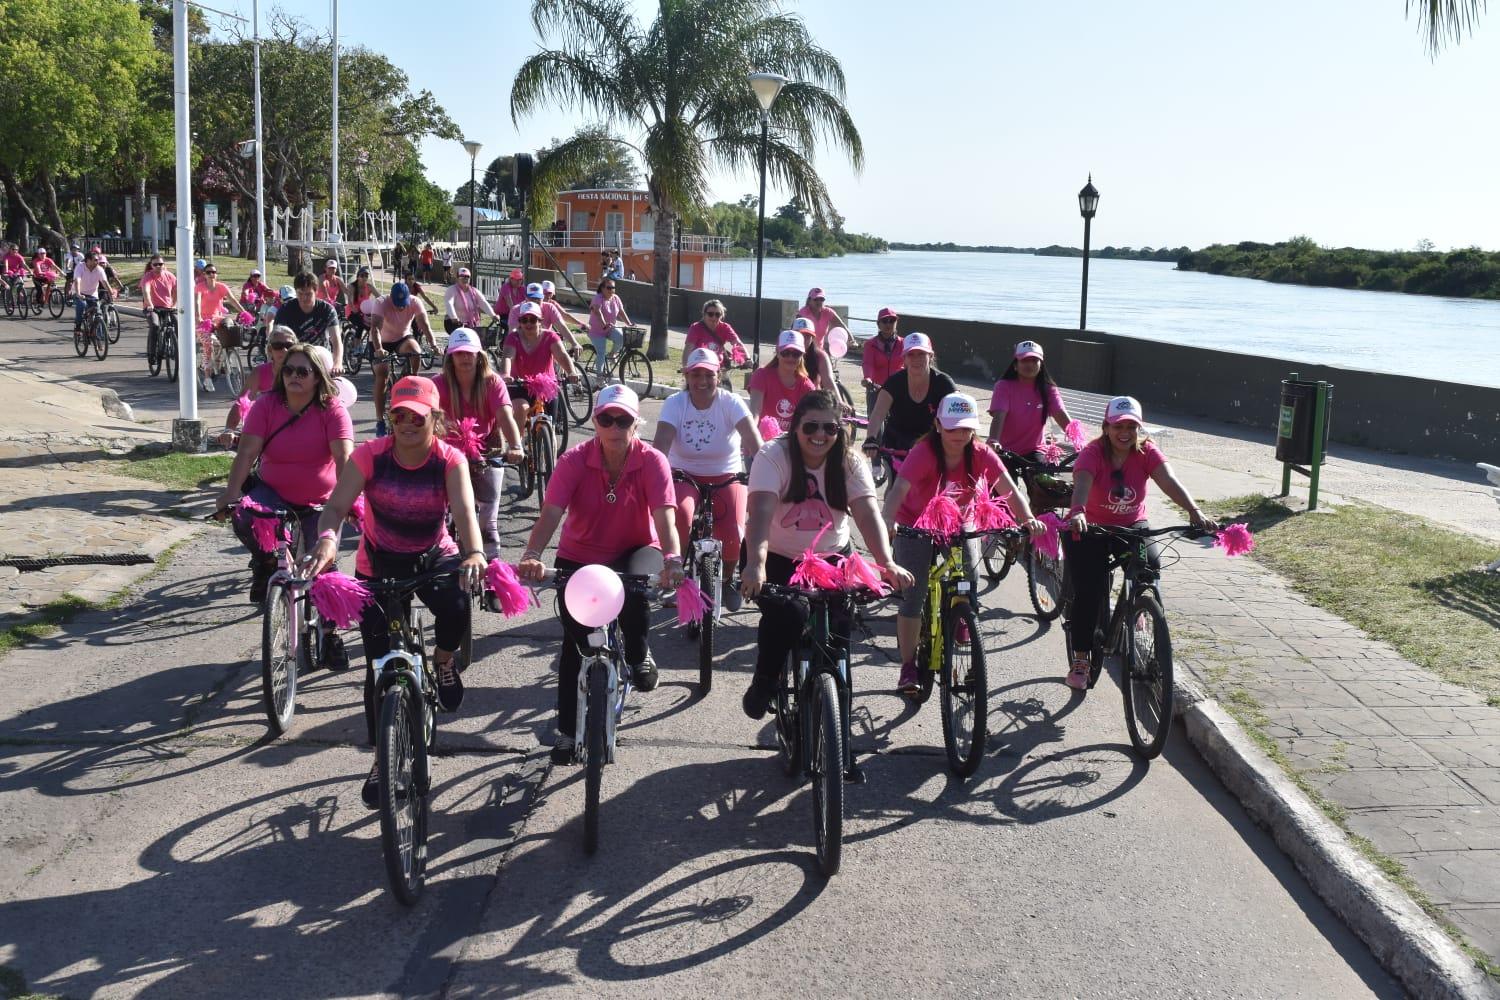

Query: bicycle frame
[[573, 625, 630, 765], [765, 584, 858, 780], [919, 538, 975, 677]]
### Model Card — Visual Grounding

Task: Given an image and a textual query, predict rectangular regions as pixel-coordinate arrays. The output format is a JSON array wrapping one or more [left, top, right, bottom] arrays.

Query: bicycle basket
[[623, 326, 645, 350], [1027, 473, 1073, 513], [215, 324, 243, 349]]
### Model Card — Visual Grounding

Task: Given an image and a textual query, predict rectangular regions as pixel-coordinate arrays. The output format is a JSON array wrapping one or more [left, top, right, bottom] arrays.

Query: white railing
[[532, 230, 732, 255]]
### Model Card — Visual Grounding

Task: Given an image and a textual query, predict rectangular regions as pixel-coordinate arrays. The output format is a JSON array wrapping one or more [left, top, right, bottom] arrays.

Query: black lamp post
[[462, 139, 482, 271], [748, 71, 787, 366], [1078, 174, 1099, 330]]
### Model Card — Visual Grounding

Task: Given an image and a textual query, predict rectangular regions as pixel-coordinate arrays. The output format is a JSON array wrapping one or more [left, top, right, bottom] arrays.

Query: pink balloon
[[335, 377, 357, 409], [826, 326, 849, 359], [564, 564, 625, 628]]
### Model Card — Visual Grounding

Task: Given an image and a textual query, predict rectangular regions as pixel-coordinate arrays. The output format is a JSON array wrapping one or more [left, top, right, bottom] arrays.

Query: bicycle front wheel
[[534, 424, 556, 499], [811, 672, 844, 877], [1027, 543, 1065, 621], [940, 602, 987, 777], [105, 306, 121, 343], [1123, 591, 1174, 759], [162, 328, 178, 382], [379, 684, 429, 905], [261, 580, 298, 735], [620, 350, 653, 399], [697, 555, 719, 694], [583, 661, 608, 855], [47, 288, 64, 320], [563, 372, 594, 426], [774, 653, 801, 777], [92, 316, 109, 360], [343, 331, 364, 375], [979, 532, 1007, 583], [224, 348, 245, 396]]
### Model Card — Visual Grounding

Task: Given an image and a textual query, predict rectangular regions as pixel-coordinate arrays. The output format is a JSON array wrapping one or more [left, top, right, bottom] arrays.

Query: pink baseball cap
[[807, 287, 825, 299], [390, 376, 440, 417], [509, 268, 524, 281], [1105, 396, 1145, 426], [683, 347, 721, 373], [1014, 340, 1044, 360], [902, 332, 934, 354], [776, 330, 805, 354], [593, 383, 639, 418], [877, 306, 899, 321]]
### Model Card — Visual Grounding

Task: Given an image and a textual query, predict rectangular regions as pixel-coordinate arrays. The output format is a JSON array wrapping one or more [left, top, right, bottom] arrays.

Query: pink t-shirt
[[589, 293, 625, 336], [3, 252, 25, 275], [141, 270, 177, 310], [346, 283, 376, 318], [861, 334, 905, 388], [988, 378, 1065, 454], [350, 436, 465, 576], [1073, 439, 1167, 527], [893, 440, 1007, 527], [319, 276, 344, 305], [796, 304, 840, 345], [495, 281, 527, 316], [508, 329, 561, 380], [539, 300, 572, 338], [544, 438, 674, 564], [684, 320, 744, 356], [376, 297, 425, 344], [433, 371, 511, 442], [749, 366, 816, 431], [243, 395, 353, 506], [198, 281, 233, 321]]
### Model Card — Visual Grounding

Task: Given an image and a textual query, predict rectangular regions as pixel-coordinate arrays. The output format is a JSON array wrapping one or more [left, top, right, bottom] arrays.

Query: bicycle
[[761, 581, 883, 877], [3, 273, 29, 318], [536, 563, 656, 854], [560, 341, 596, 427], [862, 443, 907, 492], [507, 380, 567, 504], [233, 502, 331, 737], [376, 349, 423, 426], [361, 564, 476, 904], [145, 307, 177, 379], [205, 321, 246, 395], [72, 296, 109, 360], [672, 470, 747, 695], [44, 281, 65, 320], [982, 449, 1076, 622], [100, 289, 121, 344], [897, 525, 1023, 775], [1063, 523, 1202, 759], [340, 316, 371, 375], [576, 325, 653, 400]]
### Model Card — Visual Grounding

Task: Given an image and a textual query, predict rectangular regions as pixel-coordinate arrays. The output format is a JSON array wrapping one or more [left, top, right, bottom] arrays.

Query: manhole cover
[[0, 555, 154, 572]]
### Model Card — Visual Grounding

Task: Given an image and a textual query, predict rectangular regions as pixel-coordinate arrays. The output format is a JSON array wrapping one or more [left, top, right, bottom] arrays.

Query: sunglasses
[[594, 411, 633, 428], [1109, 468, 1127, 503], [778, 350, 802, 360], [282, 364, 314, 378], [878, 317, 896, 324], [204, 270, 217, 276], [149, 262, 163, 268], [704, 311, 722, 318], [519, 316, 539, 324], [269, 341, 293, 352], [601, 284, 615, 290], [391, 408, 427, 425], [799, 420, 840, 437]]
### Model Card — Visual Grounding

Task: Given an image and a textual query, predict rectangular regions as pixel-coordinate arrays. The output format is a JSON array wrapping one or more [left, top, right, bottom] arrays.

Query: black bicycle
[[361, 565, 475, 905], [761, 582, 882, 877], [1064, 523, 1202, 759], [2, 273, 28, 318], [576, 325, 653, 401], [673, 470, 747, 694], [984, 449, 1076, 621], [100, 289, 121, 344], [146, 308, 178, 379], [72, 296, 109, 360]]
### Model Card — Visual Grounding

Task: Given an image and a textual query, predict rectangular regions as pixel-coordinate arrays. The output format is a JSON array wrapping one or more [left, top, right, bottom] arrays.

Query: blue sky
[[210, 0, 1500, 251]]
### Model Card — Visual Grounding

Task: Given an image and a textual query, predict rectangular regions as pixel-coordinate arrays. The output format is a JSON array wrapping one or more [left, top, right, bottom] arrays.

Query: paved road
[[0, 306, 1401, 997]]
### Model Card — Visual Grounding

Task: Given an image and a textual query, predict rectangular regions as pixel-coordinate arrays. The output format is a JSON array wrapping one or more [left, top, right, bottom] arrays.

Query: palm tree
[[1409, 0, 1485, 54], [510, 0, 863, 360]]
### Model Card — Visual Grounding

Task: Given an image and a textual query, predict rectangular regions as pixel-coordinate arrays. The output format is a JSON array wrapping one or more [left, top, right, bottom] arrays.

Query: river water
[[703, 250, 1500, 388]]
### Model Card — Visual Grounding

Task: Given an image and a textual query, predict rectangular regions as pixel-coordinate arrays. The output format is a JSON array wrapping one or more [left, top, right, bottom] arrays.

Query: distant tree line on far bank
[[889, 242, 1186, 262], [1176, 237, 1500, 298], [695, 195, 887, 259]]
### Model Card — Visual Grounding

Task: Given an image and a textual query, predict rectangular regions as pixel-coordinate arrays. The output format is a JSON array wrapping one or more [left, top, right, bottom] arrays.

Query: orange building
[[531, 188, 730, 291]]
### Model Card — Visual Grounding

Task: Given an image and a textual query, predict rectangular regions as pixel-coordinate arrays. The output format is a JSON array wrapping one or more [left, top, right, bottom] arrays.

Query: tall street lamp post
[[462, 139, 482, 271], [1078, 174, 1099, 330], [748, 71, 787, 366]]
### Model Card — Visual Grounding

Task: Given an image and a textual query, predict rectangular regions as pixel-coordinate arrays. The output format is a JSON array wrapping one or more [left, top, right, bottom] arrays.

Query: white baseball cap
[[445, 327, 482, 354], [1014, 340, 1044, 360], [1105, 395, 1145, 426], [526, 282, 544, 300], [517, 301, 542, 320], [776, 330, 805, 354], [683, 347, 721, 373], [936, 392, 981, 431], [593, 383, 640, 418], [790, 317, 815, 334], [902, 332, 934, 354], [249, 268, 261, 277], [541, 279, 556, 294], [457, 267, 471, 277]]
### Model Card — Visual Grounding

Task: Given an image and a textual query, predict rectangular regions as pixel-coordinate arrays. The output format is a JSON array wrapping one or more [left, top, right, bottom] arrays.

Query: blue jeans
[[590, 327, 623, 375], [73, 294, 98, 328]]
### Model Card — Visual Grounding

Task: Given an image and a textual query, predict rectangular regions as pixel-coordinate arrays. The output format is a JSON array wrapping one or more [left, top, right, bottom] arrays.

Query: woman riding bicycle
[[587, 277, 631, 378], [240, 269, 271, 308], [30, 248, 60, 307], [305, 376, 488, 806], [740, 390, 913, 720], [684, 299, 746, 360], [1063, 396, 1217, 690], [432, 328, 525, 559], [538, 280, 584, 352], [370, 281, 432, 437], [882, 393, 1043, 697], [795, 287, 840, 350], [748, 330, 817, 433], [863, 333, 956, 464], [195, 262, 246, 370], [861, 307, 904, 414], [789, 316, 842, 399], [443, 267, 496, 334], [318, 259, 346, 307], [345, 267, 378, 336], [499, 301, 579, 435], [217, 344, 353, 634], [516, 385, 683, 763], [219, 325, 298, 449], [651, 348, 764, 612], [986, 340, 1076, 474]]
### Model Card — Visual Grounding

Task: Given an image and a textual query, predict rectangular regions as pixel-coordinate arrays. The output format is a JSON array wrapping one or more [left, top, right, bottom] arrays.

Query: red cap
[[509, 268, 524, 281], [389, 376, 440, 416], [877, 306, 898, 321]]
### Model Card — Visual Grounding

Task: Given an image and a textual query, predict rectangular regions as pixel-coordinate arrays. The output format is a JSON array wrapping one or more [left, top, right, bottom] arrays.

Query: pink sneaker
[[1066, 655, 1090, 691], [897, 660, 920, 695]]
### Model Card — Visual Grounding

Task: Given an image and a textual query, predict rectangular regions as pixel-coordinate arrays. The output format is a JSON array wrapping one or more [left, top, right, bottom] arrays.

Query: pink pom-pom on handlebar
[[915, 490, 962, 541], [237, 496, 284, 552], [1040, 441, 1064, 464], [967, 474, 1015, 531], [525, 371, 559, 403], [309, 572, 374, 629], [448, 417, 485, 460], [1064, 419, 1089, 451], [1214, 522, 1256, 557], [839, 551, 890, 595], [730, 344, 748, 366], [675, 577, 712, 626], [196, 318, 213, 334], [758, 416, 782, 441], [1033, 512, 1066, 561], [237, 310, 254, 326], [484, 559, 536, 617], [790, 524, 844, 590]]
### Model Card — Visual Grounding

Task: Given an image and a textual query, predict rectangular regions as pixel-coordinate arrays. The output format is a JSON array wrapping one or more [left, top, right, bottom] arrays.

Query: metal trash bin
[[1275, 378, 1333, 466]]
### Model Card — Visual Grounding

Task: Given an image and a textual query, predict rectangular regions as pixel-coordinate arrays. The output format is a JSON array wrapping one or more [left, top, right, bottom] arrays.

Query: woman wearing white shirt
[[652, 348, 763, 610], [444, 267, 496, 334]]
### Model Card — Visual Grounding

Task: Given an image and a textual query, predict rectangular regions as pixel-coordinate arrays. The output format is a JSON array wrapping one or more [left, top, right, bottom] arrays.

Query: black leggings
[[356, 549, 471, 663], [1062, 520, 1161, 654], [554, 549, 652, 735], [750, 551, 851, 693]]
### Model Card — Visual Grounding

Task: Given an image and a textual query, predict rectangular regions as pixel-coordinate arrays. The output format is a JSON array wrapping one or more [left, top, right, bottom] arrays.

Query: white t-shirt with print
[[748, 439, 875, 560], [658, 389, 752, 477]]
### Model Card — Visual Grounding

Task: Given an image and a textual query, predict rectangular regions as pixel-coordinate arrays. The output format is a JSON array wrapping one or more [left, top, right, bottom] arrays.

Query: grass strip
[[1205, 494, 1500, 702], [109, 445, 233, 492]]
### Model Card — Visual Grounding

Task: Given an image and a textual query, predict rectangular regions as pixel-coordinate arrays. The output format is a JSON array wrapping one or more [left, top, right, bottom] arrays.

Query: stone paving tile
[[1400, 851, 1500, 906], [1337, 679, 1492, 709], [1448, 907, 1500, 963], [1306, 656, 1432, 680], [1280, 735, 1439, 770], [1412, 738, 1500, 769], [1345, 806, 1500, 854], [1372, 707, 1500, 738], [1454, 769, 1500, 807], [1304, 767, 1485, 809]]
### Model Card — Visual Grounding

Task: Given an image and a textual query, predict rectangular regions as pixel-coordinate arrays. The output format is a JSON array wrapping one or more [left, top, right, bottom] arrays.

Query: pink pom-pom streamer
[[237, 310, 254, 326], [674, 577, 712, 626], [196, 317, 213, 334], [915, 491, 963, 541], [1033, 512, 1066, 561], [1064, 419, 1089, 451], [484, 559, 536, 617], [1214, 522, 1256, 557], [449, 416, 485, 460], [238, 496, 284, 552], [310, 572, 374, 629], [791, 524, 844, 590], [1040, 441, 1064, 464], [757, 416, 782, 441], [525, 371, 559, 403], [233, 394, 252, 425], [730, 344, 747, 366], [967, 475, 1015, 531], [839, 551, 890, 595]]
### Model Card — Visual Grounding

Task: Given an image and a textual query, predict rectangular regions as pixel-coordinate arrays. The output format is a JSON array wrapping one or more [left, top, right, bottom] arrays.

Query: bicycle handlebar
[[997, 448, 1078, 474], [671, 470, 749, 489], [758, 582, 887, 605], [1087, 523, 1207, 540], [895, 524, 1025, 543]]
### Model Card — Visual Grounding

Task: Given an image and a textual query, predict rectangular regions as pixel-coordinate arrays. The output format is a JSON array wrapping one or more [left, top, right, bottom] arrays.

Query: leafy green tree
[[383, 163, 458, 239], [510, 0, 863, 359]]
